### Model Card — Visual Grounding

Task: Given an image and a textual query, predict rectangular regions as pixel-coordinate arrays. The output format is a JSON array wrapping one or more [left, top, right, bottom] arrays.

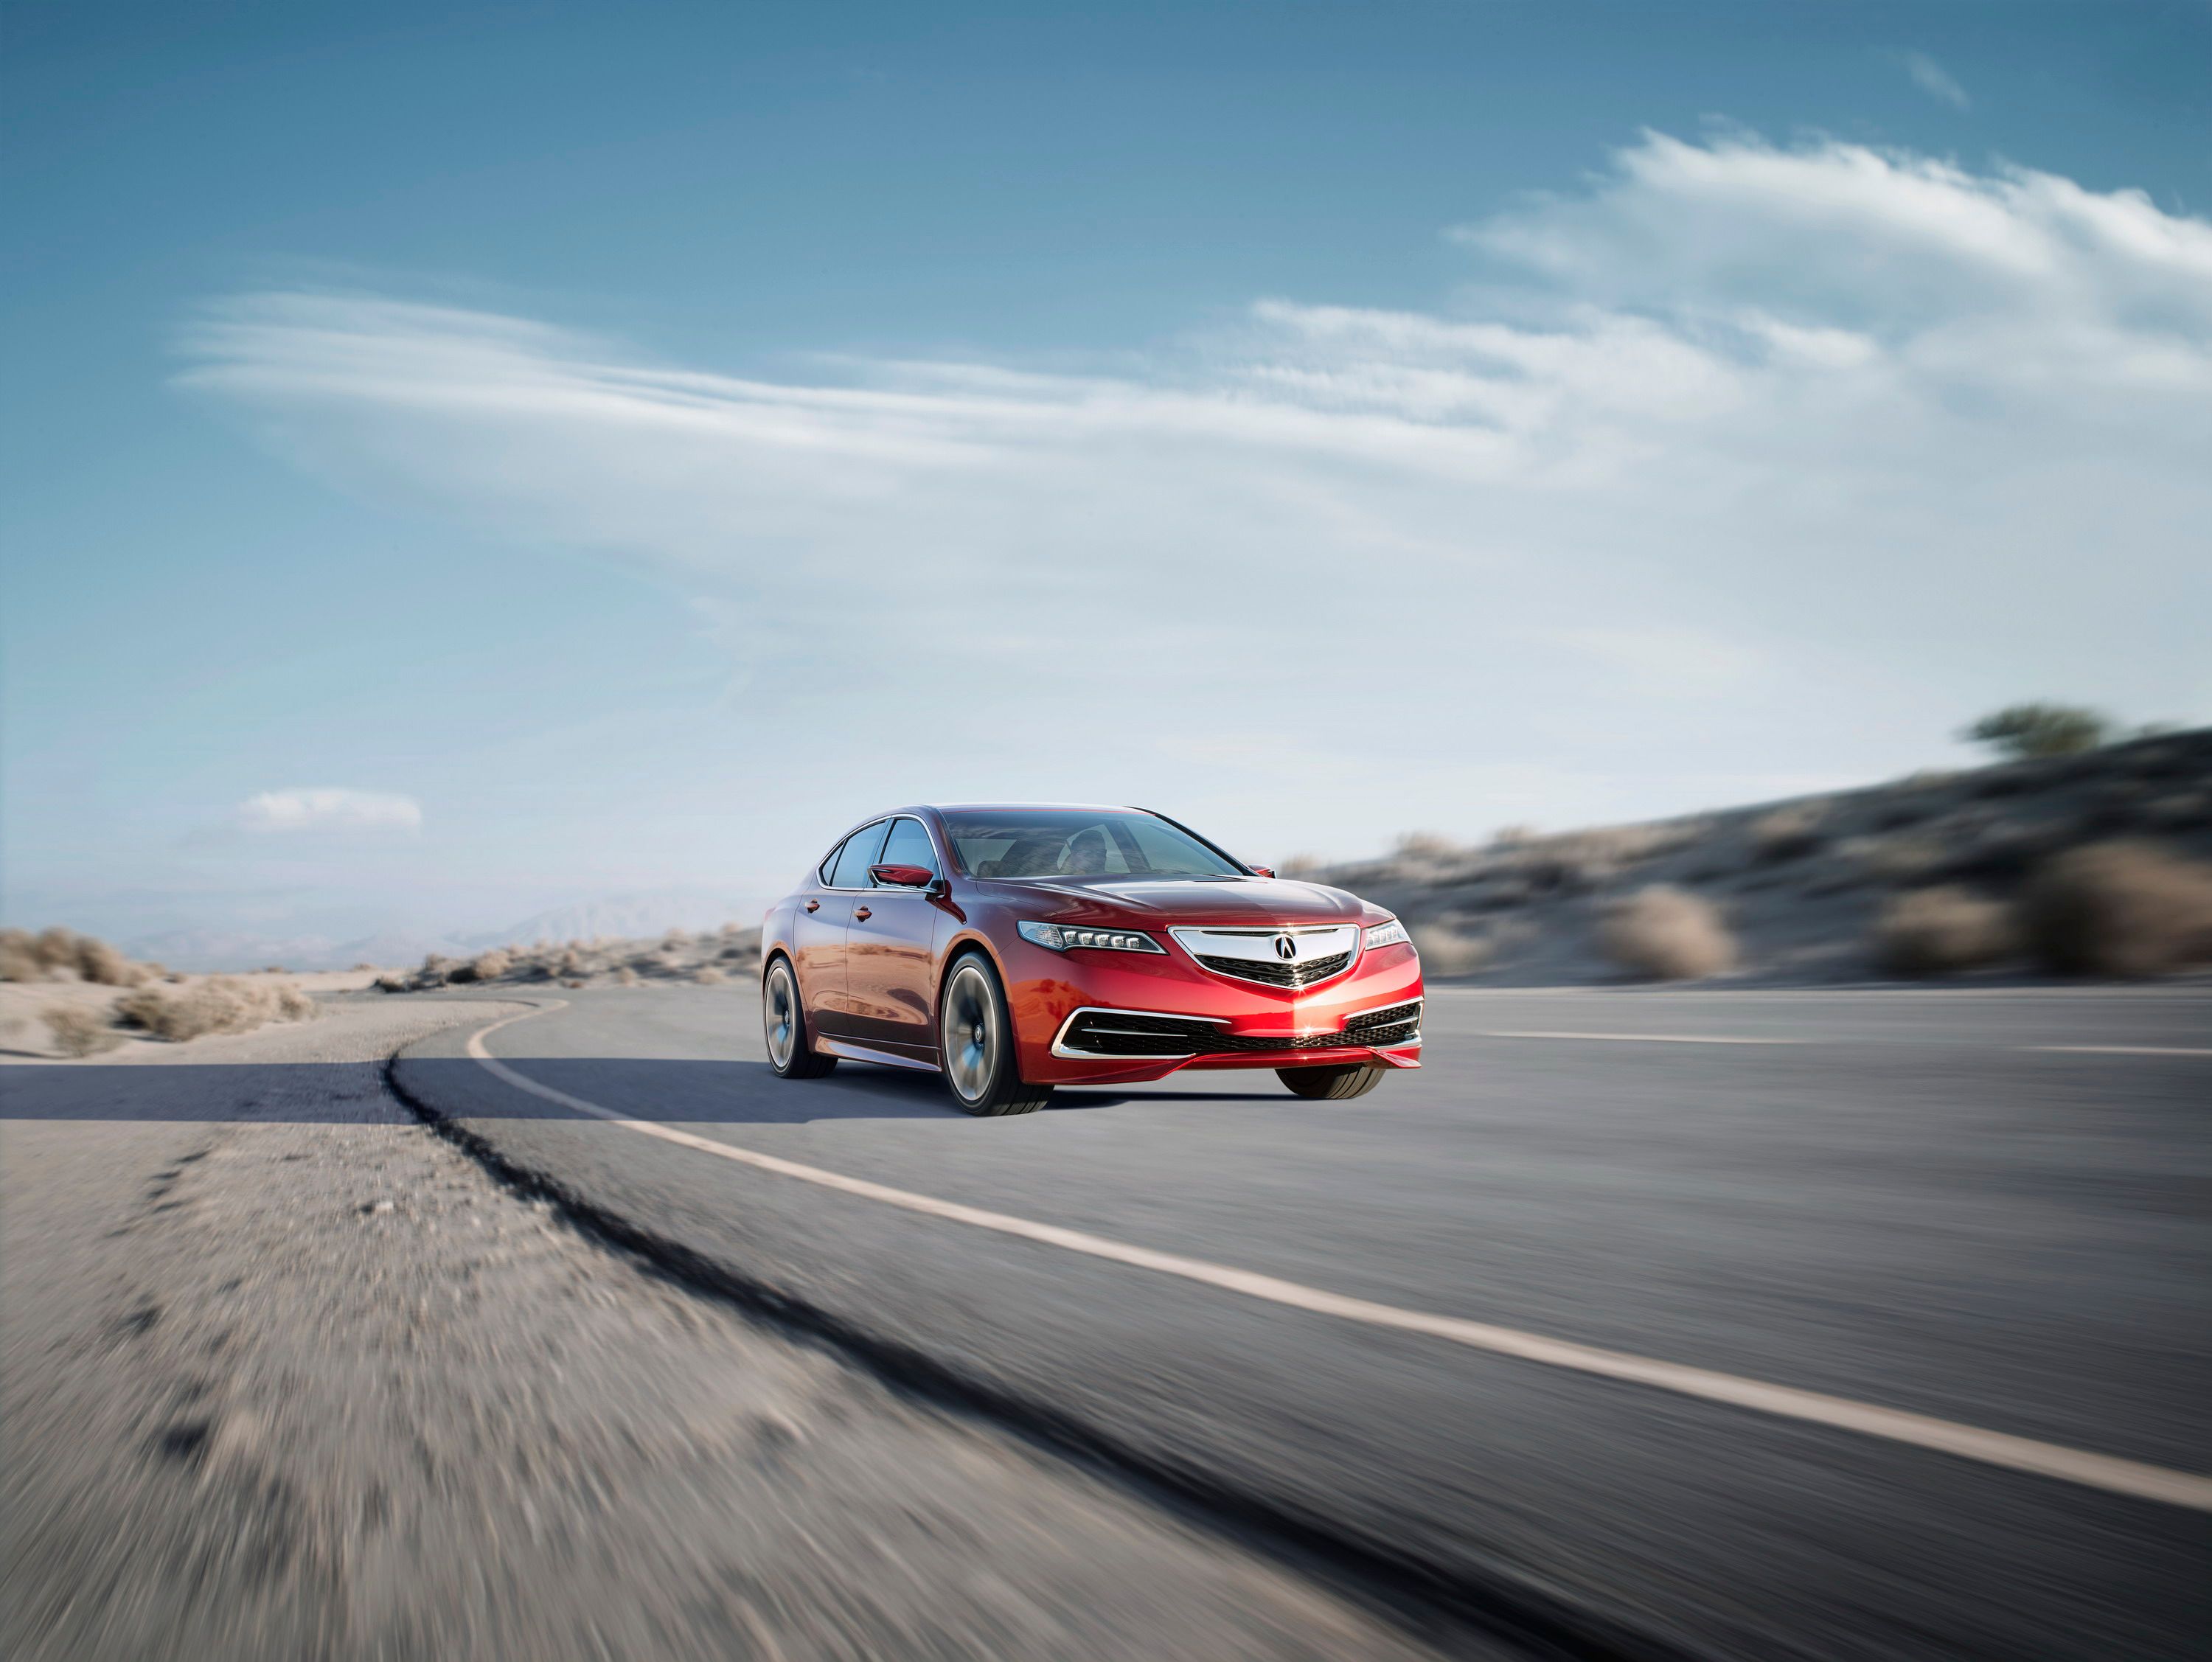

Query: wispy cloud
[[176, 132, 2211, 843], [234, 787, 423, 835], [1902, 50, 1972, 111]]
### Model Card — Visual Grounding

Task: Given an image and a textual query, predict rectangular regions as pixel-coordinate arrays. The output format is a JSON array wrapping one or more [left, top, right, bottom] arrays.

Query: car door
[[793, 821, 887, 1037], [842, 815, 947, 1059]]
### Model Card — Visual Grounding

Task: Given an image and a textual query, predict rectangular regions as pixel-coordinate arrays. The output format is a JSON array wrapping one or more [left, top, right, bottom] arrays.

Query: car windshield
[[940, 810, 1243, 880]]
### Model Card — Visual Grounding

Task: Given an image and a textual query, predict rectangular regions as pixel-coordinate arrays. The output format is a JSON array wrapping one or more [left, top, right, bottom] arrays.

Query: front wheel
[[939, 955, 1052, 1116], [764, 957, 837, 1078], [1278, 1063, 1385, 1100]]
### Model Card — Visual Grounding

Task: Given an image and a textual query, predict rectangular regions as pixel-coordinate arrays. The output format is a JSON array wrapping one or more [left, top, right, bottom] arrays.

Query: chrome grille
[[1168, 924, 1360, 990], [1194, 949, 1352, 988]]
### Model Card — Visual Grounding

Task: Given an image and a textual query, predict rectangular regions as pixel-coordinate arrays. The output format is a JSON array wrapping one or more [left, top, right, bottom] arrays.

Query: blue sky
[[4, 1, 2209, 962]]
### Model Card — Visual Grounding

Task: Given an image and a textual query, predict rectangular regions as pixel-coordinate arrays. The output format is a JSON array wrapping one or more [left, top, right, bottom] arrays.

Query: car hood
[[985, 875, 1374, 926]]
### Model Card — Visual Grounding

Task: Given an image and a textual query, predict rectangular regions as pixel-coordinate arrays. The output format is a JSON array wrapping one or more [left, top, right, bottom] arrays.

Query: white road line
[[457, 1006, 2212, 1514], [2029, 1046, 2212, 1057], [1478, 1029, 1804, 1046]]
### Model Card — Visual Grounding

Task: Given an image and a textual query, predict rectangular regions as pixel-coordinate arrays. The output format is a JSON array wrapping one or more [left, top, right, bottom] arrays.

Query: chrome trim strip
[[1050, 996, 1422, 1059], [1049, 1004, 1228, 1060]]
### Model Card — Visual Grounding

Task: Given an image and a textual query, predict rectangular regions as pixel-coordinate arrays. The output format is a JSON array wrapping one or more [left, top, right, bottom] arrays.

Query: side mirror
[[870, 863, 936, 889], [1250, 866, 1276, 879]]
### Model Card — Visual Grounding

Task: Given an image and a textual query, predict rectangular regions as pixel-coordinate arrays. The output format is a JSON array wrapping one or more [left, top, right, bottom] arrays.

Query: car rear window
[[827, 821, 888, 888]]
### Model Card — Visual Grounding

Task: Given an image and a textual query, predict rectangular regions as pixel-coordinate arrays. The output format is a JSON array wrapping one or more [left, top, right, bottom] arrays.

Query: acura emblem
[[1274, 935, 1298, 960]]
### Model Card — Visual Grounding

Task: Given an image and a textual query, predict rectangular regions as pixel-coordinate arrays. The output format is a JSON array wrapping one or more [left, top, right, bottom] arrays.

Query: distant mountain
[[119, 889, 770, 971], [462, 888, 771, 950], [125, 927, 469, 973]]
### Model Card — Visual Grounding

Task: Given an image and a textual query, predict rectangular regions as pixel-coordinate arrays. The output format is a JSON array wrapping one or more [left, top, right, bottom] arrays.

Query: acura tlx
[[760, 804, 1422, 1116]]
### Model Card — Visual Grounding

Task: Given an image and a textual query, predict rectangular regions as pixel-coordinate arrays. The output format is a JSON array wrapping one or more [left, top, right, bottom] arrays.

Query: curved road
[[392, 985, 2212, 1661]]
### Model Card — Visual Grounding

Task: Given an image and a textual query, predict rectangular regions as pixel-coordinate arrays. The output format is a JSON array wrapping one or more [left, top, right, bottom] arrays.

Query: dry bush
[[117, 977, 318, 1043], [1599, 886, 1736, 981], [0, 931, 39, 982], [1749, 803, 1826, 863], [1848, 835, 1947, 886], [1394, 832, 1458, 860], [556, 948, 587, 978], [373, 973, 411, 993], [613, 966, 640, 987], [75, 936, 147, 987], [469, 949, 512, 981], [1408, 924, 1490, 977], [33, 927, 80, 972], [1874, 889, 2017, 976], [692, 966, 727, 985], [2018, 842, 2212, 976], [2143, 791, 2208, 833], [42, 1005, 122, 1057], [563, 978, 585, 990]]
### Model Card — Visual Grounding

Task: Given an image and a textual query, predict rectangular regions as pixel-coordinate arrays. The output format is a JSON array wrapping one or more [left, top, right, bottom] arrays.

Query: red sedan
[[760, 804, 1423, 1115]]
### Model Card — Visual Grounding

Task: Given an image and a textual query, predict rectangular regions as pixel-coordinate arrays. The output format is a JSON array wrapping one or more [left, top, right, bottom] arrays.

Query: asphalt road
[[391, 985, 2212, 1661]]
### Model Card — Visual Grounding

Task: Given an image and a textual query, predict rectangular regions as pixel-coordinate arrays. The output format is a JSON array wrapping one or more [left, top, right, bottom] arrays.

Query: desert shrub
[[1408, 924, 1490, 977], [1599, 886, 1736, 981], [613, 966, 640, 987], [1749, 803, 1826, 863], [1847, 835, 1945, 886], [74, 936, 146, 987], [469, 949, 512, 981], [1394, 832, 1457, 860], [2143, 791, 2208, 833], [1964, 703, 2111, 760], [374, 973, 411, 993], [556, 948, 587, 978], [692, 966, 727, 985], [563, 978, 585, 989], [32, 927, 80, 973], [116, 977, 318, 1042], [1874, 888, 2016, 976], [42, 1005, 122, 1057], [2018, 842, 2212, 976], [0, 930, 38, 982]]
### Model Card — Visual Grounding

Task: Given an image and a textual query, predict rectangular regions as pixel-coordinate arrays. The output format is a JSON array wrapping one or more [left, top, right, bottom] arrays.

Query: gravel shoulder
[[0, 997, 1464, 1662]]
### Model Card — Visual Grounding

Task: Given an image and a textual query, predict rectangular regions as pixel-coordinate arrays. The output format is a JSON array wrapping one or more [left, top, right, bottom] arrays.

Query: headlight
[[1018, 921, 1166, 953], [1363, 919, 1411, 951]]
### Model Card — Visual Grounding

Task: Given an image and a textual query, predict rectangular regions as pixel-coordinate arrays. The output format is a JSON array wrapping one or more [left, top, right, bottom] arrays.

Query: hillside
[[1307, 728, 2212, 987]]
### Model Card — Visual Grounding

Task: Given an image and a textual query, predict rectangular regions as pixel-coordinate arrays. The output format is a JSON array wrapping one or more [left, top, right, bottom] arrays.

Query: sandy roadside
[[0, 998, 1458, 1662], [0, 968, 392, 1063]]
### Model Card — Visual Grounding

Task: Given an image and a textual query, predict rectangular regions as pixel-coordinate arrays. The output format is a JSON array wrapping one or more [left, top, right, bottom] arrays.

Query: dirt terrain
[[1311, 727, 2212, 984]]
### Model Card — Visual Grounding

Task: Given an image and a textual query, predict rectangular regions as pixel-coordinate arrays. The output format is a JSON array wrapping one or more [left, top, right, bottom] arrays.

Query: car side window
[[828, 821, 889, 889], [874, 817, 937, 882], [818, 838, 846, 886]]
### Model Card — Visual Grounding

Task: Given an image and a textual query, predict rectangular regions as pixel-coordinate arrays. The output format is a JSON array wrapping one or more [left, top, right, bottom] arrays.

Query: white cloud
[[1903, 51, 1972, 111], [235, 788, 423, 835], [176, 132, 2211, 849]]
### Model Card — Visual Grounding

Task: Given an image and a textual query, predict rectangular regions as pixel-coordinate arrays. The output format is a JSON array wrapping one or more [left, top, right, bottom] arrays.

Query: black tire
[[938, 953, 1052, 1116], [1277, 1063, 1386, 1100], [764, 956, 838, 1078]]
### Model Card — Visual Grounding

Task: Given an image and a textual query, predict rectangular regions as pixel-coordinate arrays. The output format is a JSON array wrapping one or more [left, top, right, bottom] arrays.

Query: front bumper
[[1004, 936, 1424, 1085]]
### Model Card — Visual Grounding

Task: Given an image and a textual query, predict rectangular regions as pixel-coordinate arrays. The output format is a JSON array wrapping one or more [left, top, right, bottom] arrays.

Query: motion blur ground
[[0, 998, 1478, 1662], [387, 981, 2212, 1662], [5, 981, 2208, 1659]]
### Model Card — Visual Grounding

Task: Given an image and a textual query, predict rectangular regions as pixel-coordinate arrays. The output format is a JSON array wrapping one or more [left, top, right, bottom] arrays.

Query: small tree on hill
[[1962, 703, 2112, 760]]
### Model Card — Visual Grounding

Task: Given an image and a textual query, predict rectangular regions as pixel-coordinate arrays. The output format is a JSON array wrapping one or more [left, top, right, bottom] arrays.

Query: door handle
[[852, 906, 872, 921], [804, 900, 820, 913]]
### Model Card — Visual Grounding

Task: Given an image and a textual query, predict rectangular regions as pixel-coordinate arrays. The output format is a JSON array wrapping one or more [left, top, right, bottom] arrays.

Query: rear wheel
[[1277, 1063, 1385, 1100], [763, 956, 837, 1078], [939, 955, 1052, 1116]]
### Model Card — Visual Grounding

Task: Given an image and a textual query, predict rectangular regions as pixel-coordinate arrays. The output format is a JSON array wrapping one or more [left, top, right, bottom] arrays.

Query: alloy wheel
[[942, 962, 999, 1103], [764, 962, 799, 1069]]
